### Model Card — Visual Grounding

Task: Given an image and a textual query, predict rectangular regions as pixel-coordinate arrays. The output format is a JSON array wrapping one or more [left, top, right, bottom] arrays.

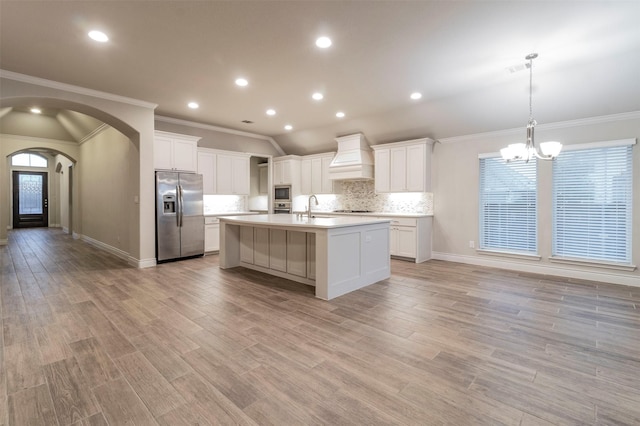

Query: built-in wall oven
[[274, 185, 291, 202], [273, 202, 291, 214]]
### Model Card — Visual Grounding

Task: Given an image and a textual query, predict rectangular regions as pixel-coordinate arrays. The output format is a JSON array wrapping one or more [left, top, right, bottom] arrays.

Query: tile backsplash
[[203, 195, 247, 215], [338, 180, 433, 214]]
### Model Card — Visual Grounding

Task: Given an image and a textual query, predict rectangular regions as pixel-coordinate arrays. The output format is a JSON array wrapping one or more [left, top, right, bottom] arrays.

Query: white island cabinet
[[219, 215, 391, 300]]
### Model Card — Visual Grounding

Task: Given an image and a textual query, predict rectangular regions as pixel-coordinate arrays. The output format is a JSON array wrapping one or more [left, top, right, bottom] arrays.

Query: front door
[[12, 171, 48, 228]]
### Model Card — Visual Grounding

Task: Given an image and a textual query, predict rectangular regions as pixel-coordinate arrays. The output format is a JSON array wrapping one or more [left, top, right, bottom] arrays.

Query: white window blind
[[479, 157, 537, 254], [553, 144, 633, 264]]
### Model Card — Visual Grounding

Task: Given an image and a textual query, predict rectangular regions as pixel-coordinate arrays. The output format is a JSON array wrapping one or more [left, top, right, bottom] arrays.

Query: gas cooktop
[[332, 210, 374, 213]]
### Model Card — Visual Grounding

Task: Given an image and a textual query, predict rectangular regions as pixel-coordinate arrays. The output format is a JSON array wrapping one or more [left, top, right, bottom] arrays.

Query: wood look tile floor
[[1, 228, 639, 425]]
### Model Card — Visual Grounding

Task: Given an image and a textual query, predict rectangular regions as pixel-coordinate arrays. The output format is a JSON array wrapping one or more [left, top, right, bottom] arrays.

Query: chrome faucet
[[308, 195, 319, 219]]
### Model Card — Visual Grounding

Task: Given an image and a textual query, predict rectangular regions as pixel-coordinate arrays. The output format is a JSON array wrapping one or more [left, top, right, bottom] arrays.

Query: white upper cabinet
[[197, 151, 216, 194], [197, 148, 250, 195], [273, 156, 301, 185], [217, 153, 250, 195], [300, 152, 336, 195], [154, 131, 200, 172], [372, 138, 433, 193]]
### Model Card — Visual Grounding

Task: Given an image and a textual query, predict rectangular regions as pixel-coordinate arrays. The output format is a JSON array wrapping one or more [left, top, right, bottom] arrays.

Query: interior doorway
[[12, 170, 49, 228]]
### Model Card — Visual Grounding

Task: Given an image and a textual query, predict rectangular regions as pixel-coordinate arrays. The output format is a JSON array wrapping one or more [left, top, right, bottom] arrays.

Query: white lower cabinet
[[238, 226, 316, 282], [307, 233, 316, 280], [269, 229, 287, 272], [240, 226, 254, 264], [286, 231, 307, 277], [254, 227, 270, 268], [204, 218, 220, 252], [391, 226, 417, 258]]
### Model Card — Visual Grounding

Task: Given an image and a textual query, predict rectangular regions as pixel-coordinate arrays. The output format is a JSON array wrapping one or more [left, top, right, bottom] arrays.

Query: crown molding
[[155, 115, 286, 156], [1, 133, 79, 147], [79, 123, 111, 145], [0, 69, 157, 110], [438, 110, 640, 144]]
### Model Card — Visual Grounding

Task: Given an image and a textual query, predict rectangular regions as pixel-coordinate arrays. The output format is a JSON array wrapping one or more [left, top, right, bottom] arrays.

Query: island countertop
[[218, 214, 390, 229]]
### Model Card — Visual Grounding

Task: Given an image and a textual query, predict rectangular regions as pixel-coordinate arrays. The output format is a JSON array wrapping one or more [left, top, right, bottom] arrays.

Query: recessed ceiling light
[[266, 109, 276, 116], [284, 125, 293, 131], [336, 111, 345, 118], [187, 102, 199, 109], [88, 30, 109, 43], [316, 36, 332, 48], [410, 92, 422, 100], [235, 78, 248, 87], [312, 92, 324, 101], [30, 108, 42, 114]]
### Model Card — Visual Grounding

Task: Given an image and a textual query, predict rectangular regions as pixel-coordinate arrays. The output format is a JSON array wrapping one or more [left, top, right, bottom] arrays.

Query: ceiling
[[1, 1, 640, 155]]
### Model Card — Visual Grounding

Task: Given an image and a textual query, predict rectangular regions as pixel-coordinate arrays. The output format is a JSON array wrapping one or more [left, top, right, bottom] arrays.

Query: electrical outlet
[[469, 240, 475, 249]]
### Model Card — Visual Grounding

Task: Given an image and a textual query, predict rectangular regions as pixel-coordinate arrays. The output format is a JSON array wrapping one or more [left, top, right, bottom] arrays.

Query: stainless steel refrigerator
[[155, 171, 204, 262]]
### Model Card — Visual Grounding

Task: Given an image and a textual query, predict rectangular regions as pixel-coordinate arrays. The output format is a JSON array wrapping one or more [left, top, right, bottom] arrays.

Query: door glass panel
[[18, 174, 43, 214]]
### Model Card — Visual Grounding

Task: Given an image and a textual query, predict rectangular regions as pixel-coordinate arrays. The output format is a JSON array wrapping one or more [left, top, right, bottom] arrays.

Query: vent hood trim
[[328, 133, 374, 180]]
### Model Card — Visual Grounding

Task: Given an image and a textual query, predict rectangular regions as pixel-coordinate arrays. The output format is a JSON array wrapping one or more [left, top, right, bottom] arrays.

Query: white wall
[[432, 112, 640, 286], [79, 127, 130, 253]]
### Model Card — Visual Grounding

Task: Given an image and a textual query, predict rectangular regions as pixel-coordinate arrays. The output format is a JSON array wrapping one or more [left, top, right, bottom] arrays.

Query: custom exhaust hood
[[328, 133, 374, 180]]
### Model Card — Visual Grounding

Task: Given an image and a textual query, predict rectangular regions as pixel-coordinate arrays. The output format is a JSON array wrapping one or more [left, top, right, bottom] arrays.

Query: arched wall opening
[[0, 78, 157, 265], [6, 147, 77, 235]]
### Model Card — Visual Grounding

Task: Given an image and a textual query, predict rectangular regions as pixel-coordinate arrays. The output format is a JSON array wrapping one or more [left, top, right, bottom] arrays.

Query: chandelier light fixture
[[501, 53, 562, 162]]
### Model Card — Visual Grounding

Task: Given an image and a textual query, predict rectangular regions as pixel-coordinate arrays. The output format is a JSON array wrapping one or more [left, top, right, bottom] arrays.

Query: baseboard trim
[[0, 238, 7, 246], [80, 234, 131, 263], [132, 257, 157, 268], [431, 251, 639, 288]]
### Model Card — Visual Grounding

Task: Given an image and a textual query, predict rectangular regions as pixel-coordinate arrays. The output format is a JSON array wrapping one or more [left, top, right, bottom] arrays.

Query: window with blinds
[[553, 143, 633, 264], [479, 156, 537, 254]]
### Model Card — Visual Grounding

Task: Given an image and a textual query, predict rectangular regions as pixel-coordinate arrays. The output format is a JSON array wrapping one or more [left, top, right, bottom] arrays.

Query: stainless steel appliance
[[274, 185, 291, 201], [273, 202, 291, 214], [155, 171, 204, 262]]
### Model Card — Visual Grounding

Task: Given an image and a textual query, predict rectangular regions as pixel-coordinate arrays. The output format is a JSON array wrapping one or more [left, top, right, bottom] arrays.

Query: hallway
[[1, 228, 640, 425]]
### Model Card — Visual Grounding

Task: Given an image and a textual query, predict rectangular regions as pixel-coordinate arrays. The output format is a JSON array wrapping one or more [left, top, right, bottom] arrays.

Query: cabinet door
[[374, 149, 390, 193], [320, 156, 334, 194], [300, 159, 312, 194], [389, 227, 398, 255], [198, 152, 216, 194], [406, 143, 426, 192], [286, 231, 307, 277], [311, 158, 322, 194], [240, 226, 254, 264], [396, 226, 417, 258], [205, 223, 220, 252], [259, 166, 268, 194], [232, 156, 250, 195], [389, 147, 407, 192], [269, 229, 287, 272], [254, 227, 270, 267], [172, 139, 198, 172], [307, 233, 316, 280], [154, 136, 174, 170], [215, 155, 233, 194], [273, 161, 291, 185]]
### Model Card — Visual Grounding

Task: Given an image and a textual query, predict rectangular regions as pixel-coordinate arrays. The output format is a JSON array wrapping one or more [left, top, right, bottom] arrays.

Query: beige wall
[[55, 154, 74, 232], [79, 127, 130, 252], [432, 113, 640, 286]]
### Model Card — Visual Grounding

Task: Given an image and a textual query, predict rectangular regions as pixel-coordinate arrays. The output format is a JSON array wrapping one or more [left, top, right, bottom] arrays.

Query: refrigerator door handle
[[176, 185, 181, 227], [178, 184, 184, 227]]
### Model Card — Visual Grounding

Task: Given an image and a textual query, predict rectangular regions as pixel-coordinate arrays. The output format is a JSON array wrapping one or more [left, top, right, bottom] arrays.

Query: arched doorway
[[7, 148, 77, 232]]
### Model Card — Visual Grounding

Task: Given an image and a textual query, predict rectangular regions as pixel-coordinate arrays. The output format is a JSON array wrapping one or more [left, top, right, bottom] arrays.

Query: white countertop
[[219, 213, 390, 229], [293, 211, 433, 218], [204, 211, 260, 217]]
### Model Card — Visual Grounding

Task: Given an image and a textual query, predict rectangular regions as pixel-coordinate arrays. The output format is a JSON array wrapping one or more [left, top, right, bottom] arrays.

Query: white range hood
[[328, 133, 374, 180]]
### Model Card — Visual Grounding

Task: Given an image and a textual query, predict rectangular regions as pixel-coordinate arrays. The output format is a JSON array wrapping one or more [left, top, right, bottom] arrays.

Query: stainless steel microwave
[[274, 185, 291, 201]]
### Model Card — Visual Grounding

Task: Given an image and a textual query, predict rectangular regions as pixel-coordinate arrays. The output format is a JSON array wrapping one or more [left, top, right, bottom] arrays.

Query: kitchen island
[[219, 214, 391, 300]]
